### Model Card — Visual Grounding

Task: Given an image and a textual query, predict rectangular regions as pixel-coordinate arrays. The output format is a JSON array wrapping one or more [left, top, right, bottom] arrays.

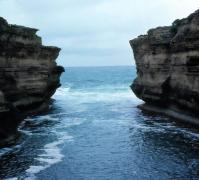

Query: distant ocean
[[0, 66, 199, 180]]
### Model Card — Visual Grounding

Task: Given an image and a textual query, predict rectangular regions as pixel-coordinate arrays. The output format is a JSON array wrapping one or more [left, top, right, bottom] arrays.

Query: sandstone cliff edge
[[130, 10, 199, 125], [0, 17, 64, 140]]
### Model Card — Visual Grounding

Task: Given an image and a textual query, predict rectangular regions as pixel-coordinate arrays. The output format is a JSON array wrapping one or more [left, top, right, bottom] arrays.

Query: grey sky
[[0, 0, 198, 67]]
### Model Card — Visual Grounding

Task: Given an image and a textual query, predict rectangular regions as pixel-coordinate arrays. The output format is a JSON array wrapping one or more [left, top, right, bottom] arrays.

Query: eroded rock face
[[130, 10, 199, 125], [0, 17, 64, 139]]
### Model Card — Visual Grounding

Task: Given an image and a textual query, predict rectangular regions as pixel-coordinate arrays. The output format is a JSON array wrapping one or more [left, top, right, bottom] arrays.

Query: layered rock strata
[[130, 10, 199, 125], [0, 17, 64, 140]]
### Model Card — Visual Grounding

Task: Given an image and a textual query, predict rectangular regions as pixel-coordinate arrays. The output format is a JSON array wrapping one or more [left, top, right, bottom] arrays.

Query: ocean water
[[0, 66, 199, 180]]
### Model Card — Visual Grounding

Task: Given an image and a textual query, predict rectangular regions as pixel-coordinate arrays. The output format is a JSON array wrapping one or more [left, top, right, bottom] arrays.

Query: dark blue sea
[[0, 66, 199, 180]]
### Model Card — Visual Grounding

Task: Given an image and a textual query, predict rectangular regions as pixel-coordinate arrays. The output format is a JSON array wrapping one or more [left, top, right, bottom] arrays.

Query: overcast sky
[[0, 0, 198, 67]]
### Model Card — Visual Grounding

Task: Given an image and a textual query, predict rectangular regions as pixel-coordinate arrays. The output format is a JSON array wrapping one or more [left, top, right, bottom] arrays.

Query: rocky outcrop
[[0, 17, 64, 140], [130, 10, 199, 125]]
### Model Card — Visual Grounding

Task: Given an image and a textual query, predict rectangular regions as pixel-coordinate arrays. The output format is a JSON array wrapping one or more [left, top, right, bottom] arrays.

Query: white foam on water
[[18, 129, 33, 136], [55, 118, 87, 132], [54, 86, 138, 104], [0, 147, 13, 157], [144, 120, 199, 140], [53, 87, 70, 96], [28, 115, 59, 122], [175, 128, 199, 140], [18, 115, 60, 136], [3, 113, 78, 179], [25, 133, 73, 178]]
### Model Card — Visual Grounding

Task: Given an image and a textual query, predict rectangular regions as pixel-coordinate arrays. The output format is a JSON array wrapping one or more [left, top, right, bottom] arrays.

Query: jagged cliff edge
[[0, 17, 64, 140], [130, 10, 199, 126]]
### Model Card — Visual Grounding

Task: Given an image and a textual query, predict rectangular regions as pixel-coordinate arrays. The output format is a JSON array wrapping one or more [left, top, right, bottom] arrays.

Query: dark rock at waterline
[[0, 17, 64, 140], [130, 10, 199, 125]]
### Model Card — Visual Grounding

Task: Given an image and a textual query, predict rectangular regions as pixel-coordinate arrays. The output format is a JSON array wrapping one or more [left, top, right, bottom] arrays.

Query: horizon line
[[63, 65, 135, 68]]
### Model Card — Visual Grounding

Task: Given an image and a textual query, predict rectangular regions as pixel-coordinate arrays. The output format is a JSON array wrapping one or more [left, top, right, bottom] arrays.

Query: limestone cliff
[[130, 10, 199, 125], [0, 17, 64, 139]]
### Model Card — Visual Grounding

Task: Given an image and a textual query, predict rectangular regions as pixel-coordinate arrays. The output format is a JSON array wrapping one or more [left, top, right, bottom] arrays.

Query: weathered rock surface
[[130, 10, 199, 125], [0, 17, 64, 140]]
